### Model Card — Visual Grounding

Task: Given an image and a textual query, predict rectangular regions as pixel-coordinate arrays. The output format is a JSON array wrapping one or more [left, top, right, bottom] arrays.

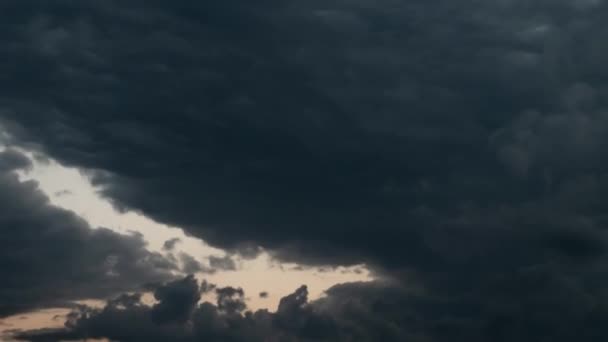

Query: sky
[[2, 0, 608, 341]]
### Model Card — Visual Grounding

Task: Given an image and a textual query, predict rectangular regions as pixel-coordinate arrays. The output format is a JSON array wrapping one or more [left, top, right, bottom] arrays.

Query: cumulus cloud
[[14, 278, 367, 342], [151, 275, 201, 324], [22, 277, 608, 342]]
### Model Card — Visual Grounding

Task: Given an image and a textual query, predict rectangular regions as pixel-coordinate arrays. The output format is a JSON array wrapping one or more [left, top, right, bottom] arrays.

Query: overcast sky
[[2, 1, 608, 341]]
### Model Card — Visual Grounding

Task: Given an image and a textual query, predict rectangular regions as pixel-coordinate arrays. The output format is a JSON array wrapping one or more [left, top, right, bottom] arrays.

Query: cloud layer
[[2, 0, 608, 267], [2, 0, 608, 340]]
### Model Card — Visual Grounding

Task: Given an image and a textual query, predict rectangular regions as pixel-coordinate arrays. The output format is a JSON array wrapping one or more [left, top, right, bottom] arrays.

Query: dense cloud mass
[[16, 277, 388, 342], [21, 276, 608, 342], [3, 0, 608, 265], [3, 0, 608, 340], [0, 149, 176, 317]]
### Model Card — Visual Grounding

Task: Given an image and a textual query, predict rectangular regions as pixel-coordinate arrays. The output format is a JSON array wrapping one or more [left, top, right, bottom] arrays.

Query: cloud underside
[[2, 0, 608, 340]]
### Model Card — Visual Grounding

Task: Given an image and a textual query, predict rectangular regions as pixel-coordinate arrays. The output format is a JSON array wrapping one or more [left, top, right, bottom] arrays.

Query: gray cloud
[[208, 255, 237, 272], [162, 238, 181, 251], [178, 253, 204, 275], [0, 148, 31, 173], [15, 278, 343, 342], [151, 275, 201, 325], [22, 278, 608, 342], [2, 0, 607, 269], [0, 149, 176, 317], [2, 1, 608, 340]]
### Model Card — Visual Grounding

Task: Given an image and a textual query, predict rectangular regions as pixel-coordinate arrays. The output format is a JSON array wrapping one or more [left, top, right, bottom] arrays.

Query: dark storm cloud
[[151, 275, 200, 324], [215, 286, 247, 315], [0, 148, 32, 173], [20, 278, 608, 342], [2, 0, 608, 268], [0, 149, 176, 317], [16, 278, 338, 342], [3, 0, 608, 340]]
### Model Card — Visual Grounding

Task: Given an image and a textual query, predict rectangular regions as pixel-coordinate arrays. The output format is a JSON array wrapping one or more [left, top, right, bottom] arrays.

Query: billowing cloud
[[15, 277, 349, 342], [2, 1, 608, 340], [2, 0, 607, 269], [0, 149, 176, 317], [151, 275, 201, 324], [18, 277, 608, 342]]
